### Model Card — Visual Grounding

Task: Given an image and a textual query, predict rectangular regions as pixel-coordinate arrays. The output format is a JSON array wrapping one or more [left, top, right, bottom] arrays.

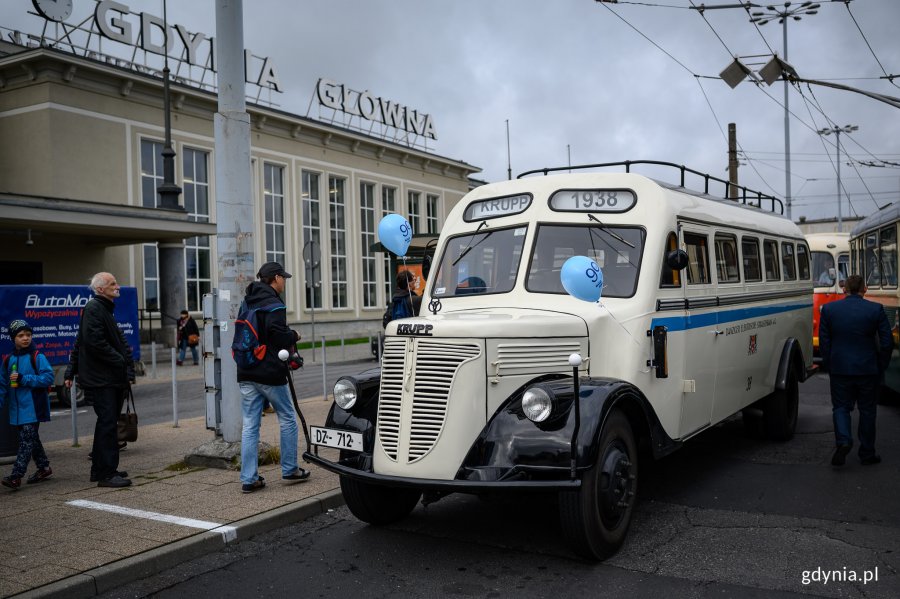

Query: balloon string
[[402, 255, 415, 315]]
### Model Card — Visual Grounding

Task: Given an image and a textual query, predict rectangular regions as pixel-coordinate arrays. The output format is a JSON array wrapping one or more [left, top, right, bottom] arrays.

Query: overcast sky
[[4, 0, 899, 225]]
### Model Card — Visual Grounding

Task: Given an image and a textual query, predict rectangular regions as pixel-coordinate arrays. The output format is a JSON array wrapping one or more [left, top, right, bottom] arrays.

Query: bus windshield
[[527, 224, 645, 297], [431, 225, 526, 298]]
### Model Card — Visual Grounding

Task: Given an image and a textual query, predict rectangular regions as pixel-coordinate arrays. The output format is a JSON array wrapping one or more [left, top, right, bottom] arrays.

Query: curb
[[14, 488, 345, 599]]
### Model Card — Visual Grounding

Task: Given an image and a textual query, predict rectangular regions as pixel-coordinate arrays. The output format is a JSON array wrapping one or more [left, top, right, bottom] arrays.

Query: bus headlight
[[522, 387, 553, 422], [333, 378, 358, 410]]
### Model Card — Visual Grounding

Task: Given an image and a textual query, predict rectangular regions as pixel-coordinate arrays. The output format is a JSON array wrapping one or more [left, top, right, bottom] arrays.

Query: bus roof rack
[[517, 160, 784, 216]]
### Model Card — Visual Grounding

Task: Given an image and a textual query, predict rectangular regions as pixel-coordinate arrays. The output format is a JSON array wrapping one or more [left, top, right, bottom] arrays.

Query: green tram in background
[[849, 207, 900, 398]]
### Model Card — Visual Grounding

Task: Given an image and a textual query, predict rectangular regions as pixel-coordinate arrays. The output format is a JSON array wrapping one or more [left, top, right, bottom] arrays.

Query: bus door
[[679, 227, 717, 437]]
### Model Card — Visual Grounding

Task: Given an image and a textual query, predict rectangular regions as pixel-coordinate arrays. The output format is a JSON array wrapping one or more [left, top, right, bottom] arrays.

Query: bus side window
[[742, 237, 762, 282], [879, 225, 897, 288], [684, 232, 710, 285], [660, 232, 680, 287], [782, 242, 797, 281], [714, 234, 740, 283], [764, 239, 780, 281], [796, 243, 811, 280], [838, 253, 850, 284]]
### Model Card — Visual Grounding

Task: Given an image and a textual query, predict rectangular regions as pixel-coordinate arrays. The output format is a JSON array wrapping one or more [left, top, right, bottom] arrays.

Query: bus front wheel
[[340, 476, 422, 525], [559, 409, 638, 560]]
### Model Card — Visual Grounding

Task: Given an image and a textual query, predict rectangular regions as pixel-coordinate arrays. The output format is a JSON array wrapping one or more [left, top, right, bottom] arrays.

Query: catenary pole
[[214, 0, 254, 443]]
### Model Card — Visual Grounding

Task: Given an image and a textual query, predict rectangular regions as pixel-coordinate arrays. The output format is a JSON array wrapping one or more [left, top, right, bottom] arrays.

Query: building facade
[[0, 40, 479, 342]]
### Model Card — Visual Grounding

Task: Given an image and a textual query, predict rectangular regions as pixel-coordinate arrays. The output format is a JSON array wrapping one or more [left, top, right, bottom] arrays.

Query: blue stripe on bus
[[651, 302, 812, 332]]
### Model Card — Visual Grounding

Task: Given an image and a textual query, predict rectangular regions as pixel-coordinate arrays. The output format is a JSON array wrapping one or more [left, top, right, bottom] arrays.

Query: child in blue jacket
[[1, 319, 55, 490]]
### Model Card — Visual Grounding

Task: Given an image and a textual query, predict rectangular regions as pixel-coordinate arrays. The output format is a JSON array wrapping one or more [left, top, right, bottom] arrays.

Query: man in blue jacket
[[819, 274, 893, 466]]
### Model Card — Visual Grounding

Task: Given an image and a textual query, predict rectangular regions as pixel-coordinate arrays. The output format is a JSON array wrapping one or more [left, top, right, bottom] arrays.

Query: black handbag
[[117, 386, 138, 442]]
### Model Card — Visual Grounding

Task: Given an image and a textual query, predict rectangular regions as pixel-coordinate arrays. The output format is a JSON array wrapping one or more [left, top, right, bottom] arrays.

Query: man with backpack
[[235, 261, 310, 493], [382, 270, 422, 328]]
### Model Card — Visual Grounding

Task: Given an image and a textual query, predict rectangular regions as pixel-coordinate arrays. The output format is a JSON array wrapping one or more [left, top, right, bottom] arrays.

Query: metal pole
[[321, 336, 327, 401], [783, 18, 792, 220], [70, 379, 78, 447], [171, 348, 179, 427], [506, 119, 512, 180], [151, 341, 157, 379], [836, 129, 842, 233], [214, 0, 254, 443]]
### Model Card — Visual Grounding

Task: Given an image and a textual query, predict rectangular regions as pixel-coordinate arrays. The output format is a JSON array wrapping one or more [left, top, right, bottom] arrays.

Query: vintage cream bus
[[304, 161, 815, 560]]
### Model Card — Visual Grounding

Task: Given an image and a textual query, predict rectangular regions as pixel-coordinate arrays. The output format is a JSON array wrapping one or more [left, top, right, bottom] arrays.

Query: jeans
[[11, 423, 49, 478], [239, 381, 298, 484], [178, 338, 199, 364], [86, 386, 124, 480], [830, 374, 879, 459]]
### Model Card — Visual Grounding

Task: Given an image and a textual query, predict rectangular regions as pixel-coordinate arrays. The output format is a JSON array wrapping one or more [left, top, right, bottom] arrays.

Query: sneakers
[[90, 470, 128, 482], [98, 475, 132, 488], [861, 455, 882, 466], [242, 476, 265, 494], [283, 468, 310, 482], [1, 476, 22, 490], [176, 360, 184, 366], [831, 445, 851, 466], [26, 467, 52, 484]]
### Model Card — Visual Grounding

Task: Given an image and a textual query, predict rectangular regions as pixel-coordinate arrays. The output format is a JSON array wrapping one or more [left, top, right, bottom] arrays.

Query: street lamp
[[817, 125, 858, 233], [749, 2, 821, 221]]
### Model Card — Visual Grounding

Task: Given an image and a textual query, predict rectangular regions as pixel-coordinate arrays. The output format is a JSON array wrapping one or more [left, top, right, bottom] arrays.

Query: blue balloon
[[378, 213, 413, 256], [560, 256, 604, 302]]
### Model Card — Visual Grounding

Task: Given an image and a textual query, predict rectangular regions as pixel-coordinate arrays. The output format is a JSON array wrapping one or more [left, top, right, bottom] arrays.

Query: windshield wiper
[[587, 214, 635, 248], [452, 221, 490, 266]]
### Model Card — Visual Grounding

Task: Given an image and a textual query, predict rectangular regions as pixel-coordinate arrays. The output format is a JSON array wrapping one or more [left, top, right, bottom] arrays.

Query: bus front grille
[[377, 338, 481, 463]]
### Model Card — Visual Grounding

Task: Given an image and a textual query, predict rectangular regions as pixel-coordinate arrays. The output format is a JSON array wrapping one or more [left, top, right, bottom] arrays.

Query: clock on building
[[32, 0, 73, 23]]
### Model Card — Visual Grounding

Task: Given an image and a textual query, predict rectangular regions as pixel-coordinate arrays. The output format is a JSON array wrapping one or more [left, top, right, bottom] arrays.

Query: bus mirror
[[666, 249, 689, 271], [422, 254, 432, 281]]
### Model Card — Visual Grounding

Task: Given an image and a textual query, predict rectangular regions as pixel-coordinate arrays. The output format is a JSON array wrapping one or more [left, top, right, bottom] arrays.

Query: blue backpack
[[382, 295, 414, 328], [231, 301, 286, 369]]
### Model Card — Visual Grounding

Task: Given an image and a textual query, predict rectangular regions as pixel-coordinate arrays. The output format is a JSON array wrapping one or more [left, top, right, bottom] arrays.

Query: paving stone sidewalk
[[0, 398, 342, 598]]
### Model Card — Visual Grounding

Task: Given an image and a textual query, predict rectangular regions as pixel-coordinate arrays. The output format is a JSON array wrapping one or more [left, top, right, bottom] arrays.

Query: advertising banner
[[0, 286, 141, 365]]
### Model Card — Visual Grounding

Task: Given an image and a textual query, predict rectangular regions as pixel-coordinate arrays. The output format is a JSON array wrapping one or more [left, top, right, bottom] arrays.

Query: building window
[[360, 182, 378, 308], [140, 139, 164, 208], [407, 190, 421, 234], [264, 163, 285, 265], [302, 170, 322, 310], [426, 194, 440, 234], [183, 148, 211, 311], [329, 176, 348, 309], [143, 244, 159, 311], [382, 186, 396, 303]]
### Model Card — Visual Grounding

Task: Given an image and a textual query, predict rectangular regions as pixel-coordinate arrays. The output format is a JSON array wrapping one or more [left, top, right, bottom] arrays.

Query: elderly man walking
[[67, 272, 135, 487], [819, 274, 893, 467]]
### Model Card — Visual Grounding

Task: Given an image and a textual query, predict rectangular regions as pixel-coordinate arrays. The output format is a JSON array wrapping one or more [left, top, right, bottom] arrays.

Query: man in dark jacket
[[237, 262, 310, 493], [67, 272, 134, 487], [820, 274, 893, 466]]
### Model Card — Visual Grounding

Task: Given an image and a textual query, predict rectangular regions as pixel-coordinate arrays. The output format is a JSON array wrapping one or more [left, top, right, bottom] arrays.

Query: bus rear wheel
[[764, 363, 799, 441], [55, 384, 85, 409], [340, 476, 422, 525], [559, 409, 638, 560]]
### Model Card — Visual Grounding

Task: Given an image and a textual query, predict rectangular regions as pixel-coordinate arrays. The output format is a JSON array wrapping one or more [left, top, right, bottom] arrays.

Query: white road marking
[[67, 499, 238, 542], [50, 409, 89, 416]]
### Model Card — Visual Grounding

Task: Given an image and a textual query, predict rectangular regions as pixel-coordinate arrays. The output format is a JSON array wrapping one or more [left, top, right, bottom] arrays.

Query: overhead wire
[[842, 0, 900, 90]]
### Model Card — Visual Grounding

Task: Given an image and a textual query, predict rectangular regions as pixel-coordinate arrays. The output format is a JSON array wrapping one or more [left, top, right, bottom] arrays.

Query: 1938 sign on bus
[[305, 161, 815, 560]]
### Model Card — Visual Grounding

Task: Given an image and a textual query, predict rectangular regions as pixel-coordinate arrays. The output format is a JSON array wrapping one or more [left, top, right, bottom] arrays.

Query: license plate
[[310, 426, 363, 452]]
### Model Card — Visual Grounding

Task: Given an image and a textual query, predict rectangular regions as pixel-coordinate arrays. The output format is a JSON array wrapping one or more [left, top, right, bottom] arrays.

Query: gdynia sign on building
[[16, 0, 281, 93]]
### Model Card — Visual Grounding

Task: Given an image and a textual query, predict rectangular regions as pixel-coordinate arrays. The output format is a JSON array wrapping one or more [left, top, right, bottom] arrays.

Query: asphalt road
[[40, 358, 379, 444], [99, 374, 900, 599]]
